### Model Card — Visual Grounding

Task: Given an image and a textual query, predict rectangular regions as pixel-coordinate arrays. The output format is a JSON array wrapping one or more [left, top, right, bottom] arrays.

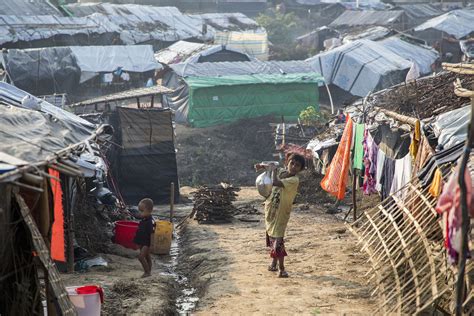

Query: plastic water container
[[152, 220, 173, 255], [67, 286, 102, 316], [114, 220, 139, 250]]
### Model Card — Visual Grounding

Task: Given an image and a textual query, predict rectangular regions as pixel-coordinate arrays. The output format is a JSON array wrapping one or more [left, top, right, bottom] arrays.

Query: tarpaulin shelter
[[0, 82, 108, 315], [155, 40, 254, 65], [1, 45, 161, 96], [413, 9, 474, 42], [394, 4, 443, 22], [71, 87, 179, 205], [306, 39, 412, 97], [153, 0, 267, 17], [0, 14, 121, 49], [64, 3, 205, 48], [162, 60, 324, 127], [378, 36, 439, 75], [189, 12, 269, 60], [0, 0, 61, 16], [330, 10, 411, 31]]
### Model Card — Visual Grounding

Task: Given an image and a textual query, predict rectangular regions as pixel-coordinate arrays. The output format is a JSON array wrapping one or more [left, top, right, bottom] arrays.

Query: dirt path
[[180, 188, 377, 315]]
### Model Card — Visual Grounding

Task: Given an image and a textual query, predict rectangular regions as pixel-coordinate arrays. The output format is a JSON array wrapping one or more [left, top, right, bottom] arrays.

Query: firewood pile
[[192, 183, 240, 224], [368, 72, 474, 119]]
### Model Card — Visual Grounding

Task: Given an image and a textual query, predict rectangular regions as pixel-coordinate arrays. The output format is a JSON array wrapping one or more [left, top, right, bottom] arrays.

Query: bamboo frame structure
[[347, 179, 451, 315]]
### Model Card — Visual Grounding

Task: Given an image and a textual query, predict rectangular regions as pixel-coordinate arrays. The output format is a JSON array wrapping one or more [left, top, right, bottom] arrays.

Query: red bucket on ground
[[114, 220, 139, 250]]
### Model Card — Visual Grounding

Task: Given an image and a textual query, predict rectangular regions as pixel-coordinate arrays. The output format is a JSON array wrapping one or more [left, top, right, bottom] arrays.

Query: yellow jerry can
[[151, 220, 173, 255]]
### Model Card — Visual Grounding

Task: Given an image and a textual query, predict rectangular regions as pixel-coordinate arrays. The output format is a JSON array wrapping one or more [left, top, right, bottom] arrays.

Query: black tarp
[[116, 107, 179, 205], [2, 48, 80, 96]]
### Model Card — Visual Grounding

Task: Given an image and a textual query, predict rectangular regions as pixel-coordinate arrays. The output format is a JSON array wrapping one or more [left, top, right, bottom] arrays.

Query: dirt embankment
[[175, 117, 275, 187]]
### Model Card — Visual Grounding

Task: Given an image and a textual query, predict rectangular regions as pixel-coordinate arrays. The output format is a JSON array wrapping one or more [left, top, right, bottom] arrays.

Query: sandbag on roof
[[0, 82, 95, 165], [306, 39, 411, 97]]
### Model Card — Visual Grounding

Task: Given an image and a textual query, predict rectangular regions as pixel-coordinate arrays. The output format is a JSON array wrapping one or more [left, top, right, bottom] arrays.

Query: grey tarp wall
[[115, 107, 179, 204]]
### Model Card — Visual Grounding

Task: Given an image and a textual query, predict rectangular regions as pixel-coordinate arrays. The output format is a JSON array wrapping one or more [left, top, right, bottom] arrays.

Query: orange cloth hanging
[[49, 169, 66, 262], [429, 168, 443, 198], [321, 115, 353, 200]]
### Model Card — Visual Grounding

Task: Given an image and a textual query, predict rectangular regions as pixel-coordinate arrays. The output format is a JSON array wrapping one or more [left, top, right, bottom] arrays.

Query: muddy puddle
[[159, 228, 199, 315]]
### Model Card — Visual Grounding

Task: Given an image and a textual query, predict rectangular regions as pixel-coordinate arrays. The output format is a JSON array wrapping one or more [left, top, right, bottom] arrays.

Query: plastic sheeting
[[0, 14, 121, 47], [168, 60, 316, 78], [70, 45, 161, 83], [306, 39, 411, 97], [154, 40, 253, 65], [116, 107, 179, 204], [0, 82, 96, 165], [0, 0, 61, 16], [2, 46, 161, 94], [433, 105, 471, 149], [214, 31, 269, 61], [330, 10, 407, 27], [175, 73, 323, 127], [414, 9, 474, 40], [379, 37, 439, 75], [2, 47, 81, 96]]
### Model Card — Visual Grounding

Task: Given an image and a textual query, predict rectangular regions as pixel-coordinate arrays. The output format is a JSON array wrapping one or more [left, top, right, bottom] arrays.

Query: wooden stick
[[170, 182, 175, 223]]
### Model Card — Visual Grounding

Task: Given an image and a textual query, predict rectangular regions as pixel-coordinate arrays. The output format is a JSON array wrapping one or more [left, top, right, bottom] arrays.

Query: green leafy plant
[[299, 106, 321, 126]]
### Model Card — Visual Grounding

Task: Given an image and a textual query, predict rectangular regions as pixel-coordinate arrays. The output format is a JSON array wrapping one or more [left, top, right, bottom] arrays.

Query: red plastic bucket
[[114, 220, 139, 250], [76, 285, 104, 303]]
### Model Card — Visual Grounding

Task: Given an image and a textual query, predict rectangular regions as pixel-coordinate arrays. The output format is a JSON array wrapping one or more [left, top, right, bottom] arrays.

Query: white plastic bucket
[[66, 286, 101, 316]]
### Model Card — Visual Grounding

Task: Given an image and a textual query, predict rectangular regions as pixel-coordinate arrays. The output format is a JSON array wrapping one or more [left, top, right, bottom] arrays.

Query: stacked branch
[[192, 183, 240, 224], [369, 72, 474, 119]]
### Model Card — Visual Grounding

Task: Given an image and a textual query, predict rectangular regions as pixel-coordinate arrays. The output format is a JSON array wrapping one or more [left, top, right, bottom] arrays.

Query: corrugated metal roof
[[169, 60, 315, 77], [306, 39, 411, 96], [330, 10, 407, 27], [0, 0, 61, 16], [414, 9, 474, 39], [0, 14, 120, 46], [395, 4, 443, 20]]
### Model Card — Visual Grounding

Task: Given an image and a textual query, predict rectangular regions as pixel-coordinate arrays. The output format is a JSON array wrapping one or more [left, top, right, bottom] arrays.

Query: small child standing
[[256, 154, 305, 278], [133, 198, 155, 278]]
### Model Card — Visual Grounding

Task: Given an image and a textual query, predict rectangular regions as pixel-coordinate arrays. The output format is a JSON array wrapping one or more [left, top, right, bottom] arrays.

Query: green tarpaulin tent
[[183, 73, 324, 127]]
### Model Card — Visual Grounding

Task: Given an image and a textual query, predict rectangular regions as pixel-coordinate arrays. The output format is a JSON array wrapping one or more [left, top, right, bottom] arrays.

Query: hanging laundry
[[375, 149, 386, 193], [413, 135, 434, 176], [353, 123, 365, 170], [321, 115, 353, 200], [381, 156, 396, 201], [363, 129, 378, 195], [409, 120, 421, 159], [390, 153, 413, 202], [49, 168, 66, 262], [436, 159, 474, 265], [429, 168, 443, 198]]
